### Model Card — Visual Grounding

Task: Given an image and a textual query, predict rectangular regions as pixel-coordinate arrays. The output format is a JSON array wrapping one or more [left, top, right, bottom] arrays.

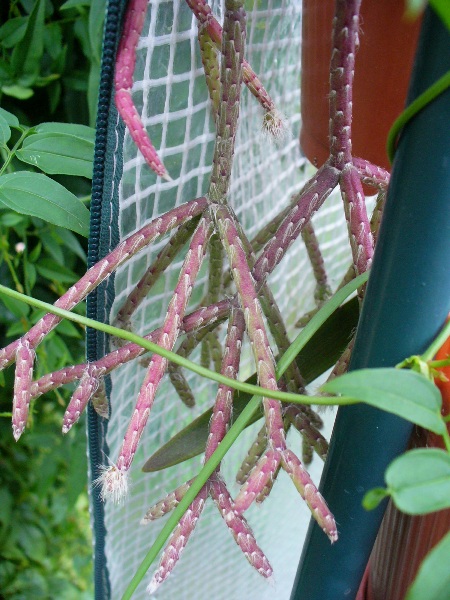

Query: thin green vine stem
[[429, 358, 450, 368], [0, 274, 367, 406], [387, 69, 450, 163], [0, 128, 30, 176], [421, 318, 450, 362]]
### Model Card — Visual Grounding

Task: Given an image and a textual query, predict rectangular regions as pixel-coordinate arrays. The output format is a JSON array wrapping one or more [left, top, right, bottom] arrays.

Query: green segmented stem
[[198, 24, 221, 117], [208, 0, 246, 204], [301, 221, 332, 305]]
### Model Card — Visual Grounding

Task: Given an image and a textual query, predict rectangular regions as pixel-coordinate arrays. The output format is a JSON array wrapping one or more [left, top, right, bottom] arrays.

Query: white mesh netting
[[104, 1, 353, 598]]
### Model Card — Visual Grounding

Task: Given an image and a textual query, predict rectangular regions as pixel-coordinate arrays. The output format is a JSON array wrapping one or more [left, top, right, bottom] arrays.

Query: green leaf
[[0, 172, 90, 236], [362, 487, 389, 510], [60, 0, 90, 9], [54, 227, 87, 262], [322, 368, 445, 435], [430, 0, 450, 32], [0, 108, 20, 129], [0, 115, 11, 146], [406, 531, 450, 600], [142, 296, 360, 472], [88, 0, 106, 64], [0, 293, 30, 318], [1, 84, 34, 99], [11, 0, 46, 79], [36, 259, 78, 284], [16, 131, 94, 178], [0, 16, 28, 48], [386, 448, 450, 514], [35, 122, 95, 140]]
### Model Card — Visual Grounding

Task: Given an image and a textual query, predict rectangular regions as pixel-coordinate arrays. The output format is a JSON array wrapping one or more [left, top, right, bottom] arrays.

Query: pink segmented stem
[[148, 485, 209, 594], [12, 339, 35, 440], [91, 379, 109, 419], [114, 0, 169, 179], [329, 0, 361, 169], [204, 307, 245, 461], [113, 216, 213, 481], [353, 157, 390, 190], [210, 476, 272, 579], [340, 165, 373, 275], [208, 0, 246, 204], [233, 449, 281, 513], [281, 449, 337, 542], [114, 217, 199, 333], [252, 163, 340, 285], [185, 0, 276, 113], [0, 198, 208, 372], [214, 205, 285, 451], [141, 479, 193, 523], [62, 366, 103, 433], [29, 299, 231, 401], [301, 221, 332, 305]]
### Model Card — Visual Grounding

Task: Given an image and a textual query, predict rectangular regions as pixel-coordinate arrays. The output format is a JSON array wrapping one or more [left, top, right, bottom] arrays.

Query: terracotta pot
[[300, 0, 421, 171]]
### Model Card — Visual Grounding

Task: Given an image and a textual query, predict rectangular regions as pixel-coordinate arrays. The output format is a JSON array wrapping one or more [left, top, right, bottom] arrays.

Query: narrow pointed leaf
[[16, 132, 94, 178], [10, 0, 45, 79], [322, 368, 445, 435], [0, 172, 90, 236], [385, 448, 450, 514]]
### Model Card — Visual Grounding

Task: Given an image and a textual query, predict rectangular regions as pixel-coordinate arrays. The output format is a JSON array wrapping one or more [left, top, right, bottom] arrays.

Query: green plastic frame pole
[[291, 7, 450, 600]]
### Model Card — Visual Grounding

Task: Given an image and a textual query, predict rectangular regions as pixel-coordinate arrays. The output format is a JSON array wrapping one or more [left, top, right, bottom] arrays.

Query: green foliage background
[[0, 0, 106, 596]]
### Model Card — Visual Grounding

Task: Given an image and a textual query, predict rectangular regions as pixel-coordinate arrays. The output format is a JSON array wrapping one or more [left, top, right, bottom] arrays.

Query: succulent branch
[[98, 216, 213, 502], [115, 0, 170, 179]]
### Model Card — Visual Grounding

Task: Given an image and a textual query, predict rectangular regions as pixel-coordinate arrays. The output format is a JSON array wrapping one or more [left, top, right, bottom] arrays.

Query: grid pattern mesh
[[103, 1, 352, 598]]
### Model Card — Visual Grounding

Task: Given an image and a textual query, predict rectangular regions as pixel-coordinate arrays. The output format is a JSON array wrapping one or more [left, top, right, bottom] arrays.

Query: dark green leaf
[[0, 16, 28, 48], [0, 293, 30, 318], [88, 0, 106, 63], [57, 319, 82, 338], [36, 259, 78, 284], [143, 297, 359, 472], [0, 172, 90, 236], [16, 131, 94, 178], [322, 368, 445, 435], [11, 0, 45, 79], [0, 108, 19, 128], [54, 227, 87, 262], [406, 531, 450, 600], [43, 22, 63, 61], [0, 115, 11, 146], [60, 0, 90, 9], [386, 448, 450, 514], [0, 212, 26, 227]]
